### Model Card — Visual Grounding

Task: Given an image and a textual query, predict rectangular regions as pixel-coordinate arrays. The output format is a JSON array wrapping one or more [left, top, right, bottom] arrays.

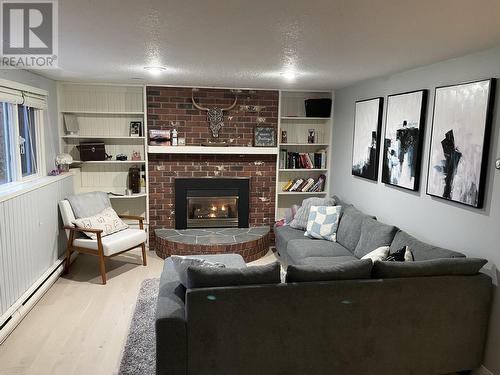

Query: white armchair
[[59, 198, 147, 285]]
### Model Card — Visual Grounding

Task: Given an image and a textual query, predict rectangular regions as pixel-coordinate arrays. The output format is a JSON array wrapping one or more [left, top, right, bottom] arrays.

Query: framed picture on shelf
[[130, 121, 142, 137], [254, 126, 276, 147], [426, 78, 496, 208], [352, 97, 384, 181], [381, 90, 428, 191], [149, 129, 171, 146]]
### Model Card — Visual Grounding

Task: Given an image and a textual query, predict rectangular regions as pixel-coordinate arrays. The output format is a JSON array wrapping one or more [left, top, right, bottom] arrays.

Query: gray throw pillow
[[286, 259, 373, 282], [186, 262, 281, 289], [354, 217, 398, 258], [372, 258, 487, 279], [289, 197, 336, 230]]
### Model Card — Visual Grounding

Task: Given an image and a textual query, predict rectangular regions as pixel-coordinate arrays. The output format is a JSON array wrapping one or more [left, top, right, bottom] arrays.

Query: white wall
[[0, 70, 59, 173], [331, 46, 500, 374]]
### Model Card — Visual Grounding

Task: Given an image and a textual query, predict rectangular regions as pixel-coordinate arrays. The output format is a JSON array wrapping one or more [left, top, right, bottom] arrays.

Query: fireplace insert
[[175, 178, 250, 229]]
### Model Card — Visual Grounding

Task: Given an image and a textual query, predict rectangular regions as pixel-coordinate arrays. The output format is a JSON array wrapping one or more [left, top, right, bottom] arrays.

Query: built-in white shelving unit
[[275, 90, 333, 219], [58, 83, 148, 228]]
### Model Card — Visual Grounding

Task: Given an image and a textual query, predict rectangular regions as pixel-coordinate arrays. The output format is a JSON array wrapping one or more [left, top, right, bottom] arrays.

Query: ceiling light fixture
[[144, 66, 166, 76], [280, 71, 298, 81]]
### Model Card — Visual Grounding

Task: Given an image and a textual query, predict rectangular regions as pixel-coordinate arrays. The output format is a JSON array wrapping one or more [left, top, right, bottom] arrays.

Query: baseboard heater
[[0, 252, 77, 344]]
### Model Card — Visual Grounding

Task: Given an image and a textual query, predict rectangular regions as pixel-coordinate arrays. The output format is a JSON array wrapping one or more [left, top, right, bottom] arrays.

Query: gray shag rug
[[119, 278, 159, 375]]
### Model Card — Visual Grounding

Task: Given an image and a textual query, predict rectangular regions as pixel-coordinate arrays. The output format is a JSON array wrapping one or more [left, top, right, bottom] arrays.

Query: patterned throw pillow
[[290, 197, 336, 230], [72, 207, 128, 240], [386, 246, 414, 262], [304, 205, 342, 242]]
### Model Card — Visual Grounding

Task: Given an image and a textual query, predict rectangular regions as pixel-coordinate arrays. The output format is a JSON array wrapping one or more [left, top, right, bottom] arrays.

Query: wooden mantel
[[148, 146, 278, 155]]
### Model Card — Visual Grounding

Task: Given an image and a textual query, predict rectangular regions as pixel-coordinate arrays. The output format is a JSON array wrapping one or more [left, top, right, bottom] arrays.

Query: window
[[0, 80, 46, 188], [18, 105, 38, 177]]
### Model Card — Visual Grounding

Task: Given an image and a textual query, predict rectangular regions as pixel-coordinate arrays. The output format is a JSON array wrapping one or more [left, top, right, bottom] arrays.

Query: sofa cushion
[[354, 217, 398, 258], [286, 259, 373, 282], [275, 225, 307, 248], [73, 228, 146, 256], [289, 197, 336, 230], [297, 256, 359, 266], [186, 262, 281, 289], [390, 230, 465, 260], [287, 239, 353, 264], [372, 258, 487, 278], [336, 205, 375, 252], [304, 205, 342, 242]]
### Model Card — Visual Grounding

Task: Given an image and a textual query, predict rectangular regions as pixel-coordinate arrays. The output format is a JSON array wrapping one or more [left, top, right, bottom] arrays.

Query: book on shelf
[[281, 174, 326, 193], [281, 150, 327, 169]]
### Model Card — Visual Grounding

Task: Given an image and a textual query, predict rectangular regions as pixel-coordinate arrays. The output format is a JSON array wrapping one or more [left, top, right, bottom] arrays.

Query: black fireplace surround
[[174, 178, 250, 229]]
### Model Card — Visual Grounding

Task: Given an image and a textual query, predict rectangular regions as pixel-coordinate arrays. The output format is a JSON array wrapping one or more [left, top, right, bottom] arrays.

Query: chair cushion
[[389, 230, 465, 261], [73, 228, 147, 256], [354, 217, 398, 258], [66, 191, 112, 218], [287, 239, 353, 264], [372, 258, 487, 278], [186, 262, 281, 289], [72, 207, 128, 240], [286, 259, 373, 282], [336, 205, 375, 252]]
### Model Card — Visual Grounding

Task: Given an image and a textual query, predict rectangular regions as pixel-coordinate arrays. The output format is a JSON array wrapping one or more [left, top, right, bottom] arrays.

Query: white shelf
[[61, 111, 144, 115], [278, 169, 328, 172], [71, 160, 146, 164], [279, 143, 329, 147], [109, 193, 147, 199], [62, 135, 145, 139], [148, 145, 278, 155], [278, 191, 327, 195], [281, 117, 331, 121]]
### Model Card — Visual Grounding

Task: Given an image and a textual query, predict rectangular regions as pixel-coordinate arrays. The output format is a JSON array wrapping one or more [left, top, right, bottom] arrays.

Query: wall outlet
[[496, 158, 500, 170]]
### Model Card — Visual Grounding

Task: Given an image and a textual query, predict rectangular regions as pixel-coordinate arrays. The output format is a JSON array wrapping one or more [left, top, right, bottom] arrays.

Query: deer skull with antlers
[[192, 90, 238, 138]]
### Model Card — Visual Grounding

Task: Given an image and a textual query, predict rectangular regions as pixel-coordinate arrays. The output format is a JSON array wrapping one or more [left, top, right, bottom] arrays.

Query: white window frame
[[0, 79, 47, 192]]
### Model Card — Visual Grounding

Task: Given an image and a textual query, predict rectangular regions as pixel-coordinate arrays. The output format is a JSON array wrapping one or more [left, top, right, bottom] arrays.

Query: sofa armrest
[[155, 258, 187, 375]]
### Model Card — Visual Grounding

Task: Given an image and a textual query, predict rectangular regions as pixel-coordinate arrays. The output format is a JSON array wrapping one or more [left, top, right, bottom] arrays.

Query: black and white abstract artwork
[[427, 79, 496, 208], [382, 90, 427, 191], [352, 97, 383, 181]]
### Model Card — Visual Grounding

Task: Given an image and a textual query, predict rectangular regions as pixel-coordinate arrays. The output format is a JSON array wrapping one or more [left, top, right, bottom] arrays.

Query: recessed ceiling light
[[280, 71, 298, 81], [144, 66, 166, 75]]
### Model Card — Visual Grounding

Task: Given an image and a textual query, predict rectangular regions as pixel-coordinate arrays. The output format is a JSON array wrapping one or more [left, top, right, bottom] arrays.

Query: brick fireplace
[[147, 87, 278, 253]]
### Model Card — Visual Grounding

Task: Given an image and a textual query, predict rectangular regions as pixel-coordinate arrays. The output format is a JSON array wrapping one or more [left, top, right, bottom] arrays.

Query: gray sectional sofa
[[275, 195, 465, 267], [155, 196, 493, 375]]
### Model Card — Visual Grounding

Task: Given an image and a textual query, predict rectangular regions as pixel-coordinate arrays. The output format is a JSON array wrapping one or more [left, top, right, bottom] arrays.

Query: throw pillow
[[353, 217, 398, 258], [170, 255, 226, 287], [386, 246, 414, 262], [289, 197, 336, 230], [372, 258, 487, 279], [361, 246, 390, 262], [186, 262, 280, 289], [286, 259, 373, 282], [304, 205, 342, 242], [72, 207, 128, 240]]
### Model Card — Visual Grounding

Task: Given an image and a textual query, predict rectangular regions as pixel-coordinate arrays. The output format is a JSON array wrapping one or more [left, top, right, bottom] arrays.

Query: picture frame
[[426, 78, 496, 208], [381, 89, 428, 191], [253, 126, 276, 147], [130, 121, 142, 137], [352, 97, 384, 181]]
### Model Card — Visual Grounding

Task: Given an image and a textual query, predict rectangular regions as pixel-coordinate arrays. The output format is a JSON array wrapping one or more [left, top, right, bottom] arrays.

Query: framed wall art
[[426, 78, 496, 208], [352, 97, 384, 181], [382, 90, 428, 191]]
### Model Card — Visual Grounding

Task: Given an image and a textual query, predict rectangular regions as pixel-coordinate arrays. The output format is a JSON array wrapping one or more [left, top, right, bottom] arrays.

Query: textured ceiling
[[37, 0, 500, 89]]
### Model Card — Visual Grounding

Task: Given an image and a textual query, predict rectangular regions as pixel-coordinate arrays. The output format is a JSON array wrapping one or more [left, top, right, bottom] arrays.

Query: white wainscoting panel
[[0, 174, 74, 321]]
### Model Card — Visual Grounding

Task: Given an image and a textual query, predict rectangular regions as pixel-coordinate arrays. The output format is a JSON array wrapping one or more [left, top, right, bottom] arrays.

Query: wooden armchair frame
[[64, 215, 147, 285]]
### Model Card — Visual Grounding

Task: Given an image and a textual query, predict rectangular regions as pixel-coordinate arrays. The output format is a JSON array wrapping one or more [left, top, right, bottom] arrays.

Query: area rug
[[118, 278, 159, 375]]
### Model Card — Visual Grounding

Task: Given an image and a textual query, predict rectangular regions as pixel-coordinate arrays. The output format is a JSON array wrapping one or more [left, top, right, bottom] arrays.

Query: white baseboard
[[474, 365, 495, 375]]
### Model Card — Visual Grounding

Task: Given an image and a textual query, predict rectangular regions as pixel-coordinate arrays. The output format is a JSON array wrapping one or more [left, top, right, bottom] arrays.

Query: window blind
[[0, 80, 47, 109]]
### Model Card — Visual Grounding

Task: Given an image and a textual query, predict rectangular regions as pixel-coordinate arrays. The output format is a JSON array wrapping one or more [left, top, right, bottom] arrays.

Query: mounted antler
[[191, 89, 238, 138]]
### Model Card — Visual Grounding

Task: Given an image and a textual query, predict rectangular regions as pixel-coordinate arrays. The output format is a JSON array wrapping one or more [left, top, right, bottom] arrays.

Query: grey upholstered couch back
[[160, 273, 492, 375]]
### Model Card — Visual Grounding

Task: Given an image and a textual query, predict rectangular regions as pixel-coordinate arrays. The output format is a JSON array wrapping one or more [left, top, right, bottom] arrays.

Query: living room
[[0, 1, 500, 375]]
